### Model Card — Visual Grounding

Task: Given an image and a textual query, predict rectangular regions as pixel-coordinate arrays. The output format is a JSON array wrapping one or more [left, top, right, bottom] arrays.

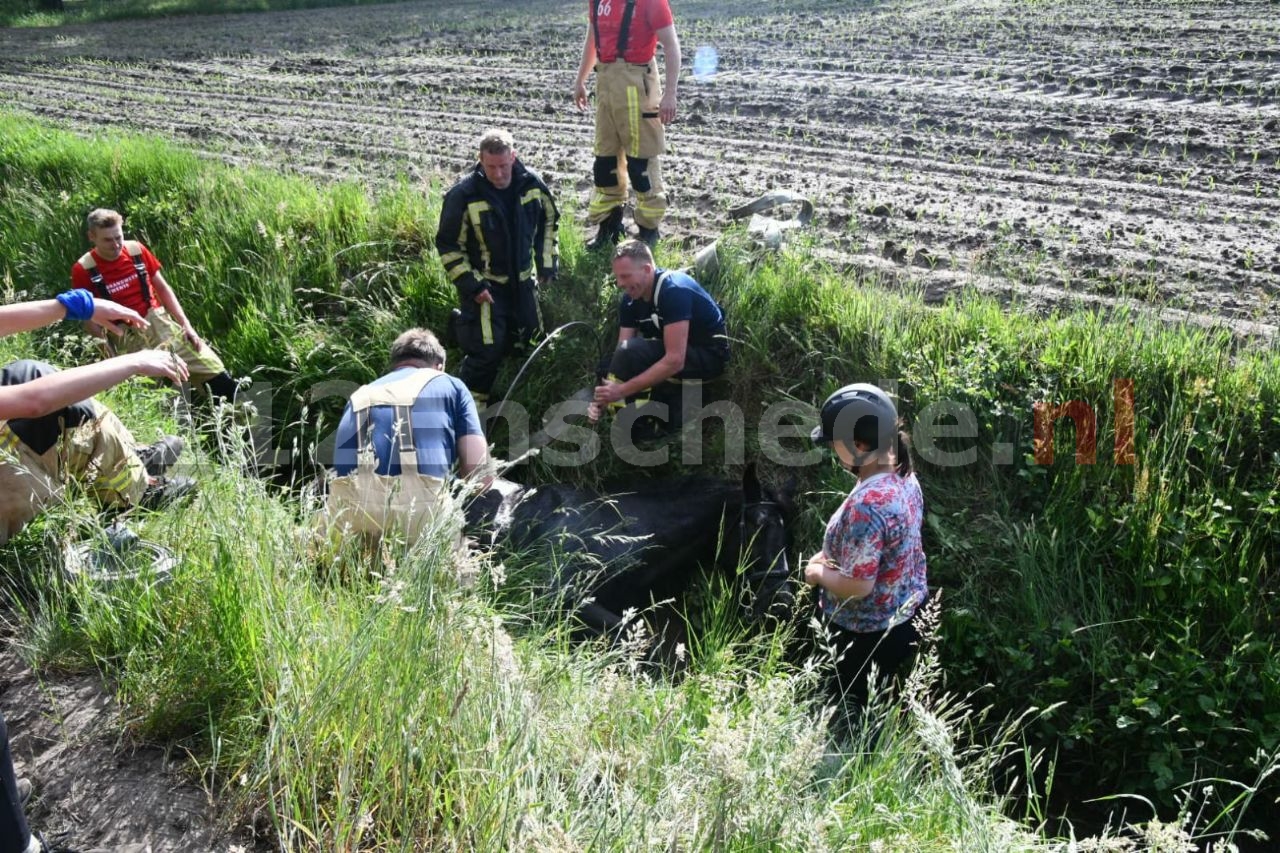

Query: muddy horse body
[[465, 467, 792, 637]]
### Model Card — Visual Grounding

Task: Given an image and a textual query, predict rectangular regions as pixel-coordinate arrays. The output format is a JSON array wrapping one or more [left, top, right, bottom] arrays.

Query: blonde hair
[[86, 208, 123, 232], [613, 239, 654, 265]]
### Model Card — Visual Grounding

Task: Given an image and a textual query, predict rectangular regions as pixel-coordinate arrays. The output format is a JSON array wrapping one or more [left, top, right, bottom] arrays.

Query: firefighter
[[591, 239, 728, 438], [435, 129, 559, 413], [72, 208, 240, 406], [573, 0, 681, 249]]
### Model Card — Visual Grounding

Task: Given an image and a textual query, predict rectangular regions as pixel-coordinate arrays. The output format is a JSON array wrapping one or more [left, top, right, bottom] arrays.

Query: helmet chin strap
[[836, 447, 876, 474]]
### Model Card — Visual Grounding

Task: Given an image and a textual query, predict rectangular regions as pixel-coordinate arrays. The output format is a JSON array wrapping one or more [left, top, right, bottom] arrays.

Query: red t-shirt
[[70, 242, 163, 316], [591, 0, 674, 64]]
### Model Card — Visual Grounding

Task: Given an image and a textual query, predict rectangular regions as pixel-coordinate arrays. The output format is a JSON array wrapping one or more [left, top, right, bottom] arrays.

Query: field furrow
[[1, 0, 1277, 334]]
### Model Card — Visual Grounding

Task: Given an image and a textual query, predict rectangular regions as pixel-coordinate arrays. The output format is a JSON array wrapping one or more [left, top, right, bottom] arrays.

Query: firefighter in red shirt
[[71, 208, 239, 405], [573, 0, 681, 250]]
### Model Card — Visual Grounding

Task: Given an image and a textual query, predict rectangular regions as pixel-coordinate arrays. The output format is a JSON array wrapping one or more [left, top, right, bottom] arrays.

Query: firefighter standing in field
[[435, 128, 559, 412], [573, 0, 681, 250]]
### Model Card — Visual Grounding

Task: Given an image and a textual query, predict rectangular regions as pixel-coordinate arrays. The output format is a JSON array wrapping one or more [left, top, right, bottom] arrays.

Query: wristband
[[55, 289, 95, 322]]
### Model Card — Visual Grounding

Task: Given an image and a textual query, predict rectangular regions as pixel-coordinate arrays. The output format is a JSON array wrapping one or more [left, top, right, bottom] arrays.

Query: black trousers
[[456, 282, 540, 400], [824, 604, 924, 711], [0, 712, 31, 851], [602, 337, 728, 425], [2, 359, 96, 455]]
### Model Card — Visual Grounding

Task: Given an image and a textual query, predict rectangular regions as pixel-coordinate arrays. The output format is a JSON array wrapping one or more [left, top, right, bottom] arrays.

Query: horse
[[464, 464, 793, 642]]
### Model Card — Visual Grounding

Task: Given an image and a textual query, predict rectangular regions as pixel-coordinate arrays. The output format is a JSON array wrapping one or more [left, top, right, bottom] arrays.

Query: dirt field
[[1, 0, 1277, 336], [0, 633, 262, 852]]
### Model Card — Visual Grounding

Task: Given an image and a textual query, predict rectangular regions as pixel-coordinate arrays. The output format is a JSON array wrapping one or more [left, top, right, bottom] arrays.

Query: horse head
[[728, 463, 796, 625]]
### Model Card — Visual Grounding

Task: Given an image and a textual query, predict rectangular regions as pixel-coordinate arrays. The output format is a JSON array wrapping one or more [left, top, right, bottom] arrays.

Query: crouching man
[[320, 328, 492, 546], [591, 239, 730, 440]]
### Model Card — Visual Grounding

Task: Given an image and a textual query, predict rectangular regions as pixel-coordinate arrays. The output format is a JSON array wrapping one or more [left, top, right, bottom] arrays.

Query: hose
[[488, 320, 604, 427]]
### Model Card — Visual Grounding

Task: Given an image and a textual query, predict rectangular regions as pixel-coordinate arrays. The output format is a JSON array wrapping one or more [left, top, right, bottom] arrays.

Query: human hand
[[573, 81, 589, 111], [593, 381, 624, 405], [803, 552, 836, 587], [659, 91, 677, 124], [473, 289, 495, 305], [586, 401, 604, 423], [90, 301, 148, 337], [181, 324, 205, 351], [128, 349, 190, 384]]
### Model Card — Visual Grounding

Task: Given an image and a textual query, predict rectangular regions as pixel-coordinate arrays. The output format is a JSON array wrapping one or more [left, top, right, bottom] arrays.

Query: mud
[[0, 629, 261, 852], [0, 0, 1276, 336], [0, 0, 1274, 338]]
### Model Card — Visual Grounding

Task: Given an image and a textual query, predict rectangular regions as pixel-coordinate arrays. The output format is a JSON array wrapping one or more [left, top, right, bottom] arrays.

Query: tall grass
[[0, 114, 1277, 847]]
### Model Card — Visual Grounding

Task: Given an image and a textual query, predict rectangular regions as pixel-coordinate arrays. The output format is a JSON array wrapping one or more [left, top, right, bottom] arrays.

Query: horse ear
[[778, 473, 799, 515], [743, 462, 761, 502]]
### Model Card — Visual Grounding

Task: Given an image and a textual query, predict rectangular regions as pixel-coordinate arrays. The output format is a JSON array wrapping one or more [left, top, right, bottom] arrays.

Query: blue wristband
[[56, 289, 95, 322]]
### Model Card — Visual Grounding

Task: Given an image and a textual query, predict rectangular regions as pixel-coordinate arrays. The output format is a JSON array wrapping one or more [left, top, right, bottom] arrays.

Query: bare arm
[[803, 551, 875, 601], [573, 28, 598, 110], [456, 433, 493, 490], [594, 320, 688, 403], [0, 350, 189, 421], [0, 297, 146, 338], [655, 24, 681, 123], [151, 271, 204, 350]]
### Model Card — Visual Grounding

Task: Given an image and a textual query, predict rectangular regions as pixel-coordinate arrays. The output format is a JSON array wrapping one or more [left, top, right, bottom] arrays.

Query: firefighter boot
[[586, 208, 625, 252]]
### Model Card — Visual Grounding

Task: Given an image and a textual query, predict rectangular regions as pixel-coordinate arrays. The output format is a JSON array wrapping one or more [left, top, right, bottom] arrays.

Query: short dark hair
[[613, 239, 653, 265], [389, 328, 446, 368], [478, 128, 514, 157]]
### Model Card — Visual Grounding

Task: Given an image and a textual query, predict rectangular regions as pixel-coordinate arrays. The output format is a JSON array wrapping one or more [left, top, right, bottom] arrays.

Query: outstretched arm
[[0, 293, 147, 338], [0, 349, 189, 421]]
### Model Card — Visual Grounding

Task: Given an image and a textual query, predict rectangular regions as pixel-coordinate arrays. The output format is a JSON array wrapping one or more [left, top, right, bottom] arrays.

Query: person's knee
[[0, 359, 58, 386], [593, 155, 620, 188], [625, 157, 652, 193]]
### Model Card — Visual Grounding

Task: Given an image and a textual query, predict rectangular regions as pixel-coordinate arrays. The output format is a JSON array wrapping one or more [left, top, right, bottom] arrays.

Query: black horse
[[464, 465, 793, 640]]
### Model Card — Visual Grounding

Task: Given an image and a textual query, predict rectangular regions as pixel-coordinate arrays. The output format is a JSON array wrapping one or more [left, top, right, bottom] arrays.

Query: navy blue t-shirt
[[618, 268, 728, 353]]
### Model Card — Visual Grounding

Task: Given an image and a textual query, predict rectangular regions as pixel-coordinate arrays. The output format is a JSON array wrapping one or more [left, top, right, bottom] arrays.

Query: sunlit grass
[[0, 113, 1275, 848]]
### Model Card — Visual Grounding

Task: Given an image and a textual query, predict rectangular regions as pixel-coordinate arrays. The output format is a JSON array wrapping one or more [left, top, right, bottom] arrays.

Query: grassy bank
[[1, 114, 1277, 848]]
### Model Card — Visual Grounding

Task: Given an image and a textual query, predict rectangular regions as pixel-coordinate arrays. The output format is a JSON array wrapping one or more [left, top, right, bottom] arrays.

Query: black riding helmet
[[811, 383, 897, 452]]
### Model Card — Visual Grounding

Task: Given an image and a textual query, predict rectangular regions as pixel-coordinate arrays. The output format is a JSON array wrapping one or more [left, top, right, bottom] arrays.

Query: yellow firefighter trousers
[[589, 59, 668, 229], [0, 405, 147, 544]]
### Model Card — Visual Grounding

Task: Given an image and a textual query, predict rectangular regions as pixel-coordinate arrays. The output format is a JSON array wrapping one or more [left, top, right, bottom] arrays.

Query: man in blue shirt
[[325, 328, 490, 543], [592, 240, 729, 436]]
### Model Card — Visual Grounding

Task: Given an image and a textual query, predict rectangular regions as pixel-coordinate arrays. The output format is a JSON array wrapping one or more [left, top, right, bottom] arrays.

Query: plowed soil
[[1, 0, 1278, 339]]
